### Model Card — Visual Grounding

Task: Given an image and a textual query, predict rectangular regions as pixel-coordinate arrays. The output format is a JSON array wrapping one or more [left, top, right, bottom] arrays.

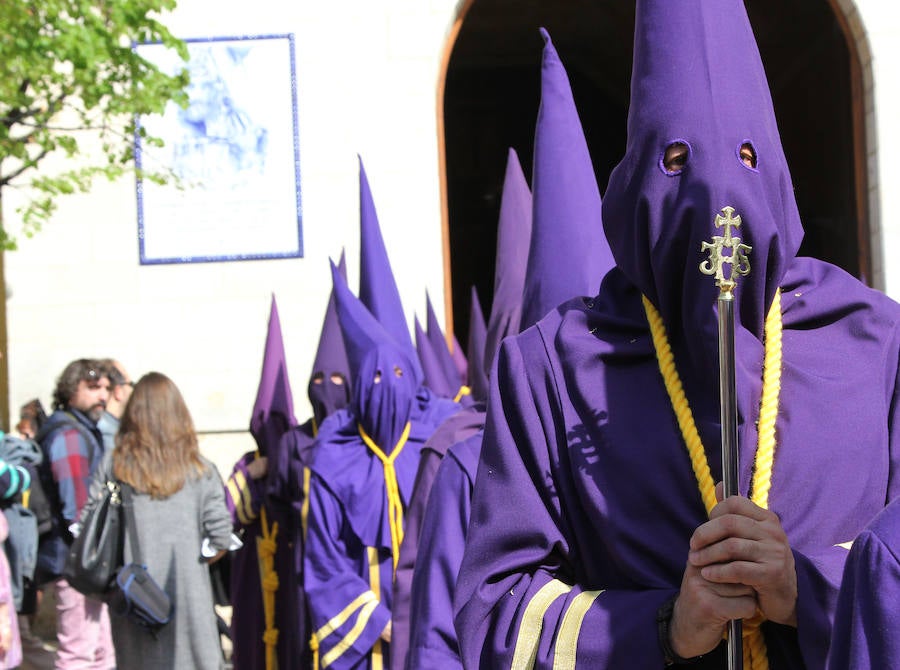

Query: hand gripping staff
[[700, 205, 752, 670]]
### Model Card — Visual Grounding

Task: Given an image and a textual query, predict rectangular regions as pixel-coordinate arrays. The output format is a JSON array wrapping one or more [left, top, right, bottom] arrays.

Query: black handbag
[[109, 484, 172, 635], [62, 480, 124, 596]]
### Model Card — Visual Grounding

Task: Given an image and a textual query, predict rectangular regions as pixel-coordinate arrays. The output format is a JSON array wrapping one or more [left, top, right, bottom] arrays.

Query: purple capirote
[[482, 147, 532, 376], [466, 287, 489, 402], [249, 294, 296, 456], [415, 315, 454, 399], [357, 156, 422, 381], [519, 27, 615, 332]]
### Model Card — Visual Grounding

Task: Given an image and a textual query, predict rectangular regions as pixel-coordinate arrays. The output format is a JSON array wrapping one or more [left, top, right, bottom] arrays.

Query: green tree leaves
[[0, 0, 189, 248]]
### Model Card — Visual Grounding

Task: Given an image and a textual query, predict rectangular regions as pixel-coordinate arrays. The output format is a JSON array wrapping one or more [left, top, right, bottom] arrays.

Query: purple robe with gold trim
[[304, 390, 460, 670]]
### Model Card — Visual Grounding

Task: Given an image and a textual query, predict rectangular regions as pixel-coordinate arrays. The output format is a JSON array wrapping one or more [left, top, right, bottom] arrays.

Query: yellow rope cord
[[643, 290, 783, 670], [259, 506, 279, 670], [751, 290, 782, 510], [358, 422, 412, 574], [643, 296, 718, 515], [453, 385, 472, 403]]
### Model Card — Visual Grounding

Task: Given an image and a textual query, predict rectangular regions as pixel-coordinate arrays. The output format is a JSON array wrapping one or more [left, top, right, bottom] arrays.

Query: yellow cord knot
[[358, 422, 411, 574], [263, 571, 280, 593], [258, 535, 277, 558], [263, 628, 280, 646]]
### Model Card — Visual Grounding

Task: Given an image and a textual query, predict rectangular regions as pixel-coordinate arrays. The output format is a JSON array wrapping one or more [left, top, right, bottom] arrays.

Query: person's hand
[[688, 483, 798, 626], [670, 557, 757, 658], [246, 456, 268, 480], [380, 620, 392, 643]]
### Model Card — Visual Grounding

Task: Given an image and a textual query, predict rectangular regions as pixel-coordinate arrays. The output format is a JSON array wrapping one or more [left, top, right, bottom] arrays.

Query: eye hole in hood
[[661, 140, 692, 175], [739, 141, 758, 171]]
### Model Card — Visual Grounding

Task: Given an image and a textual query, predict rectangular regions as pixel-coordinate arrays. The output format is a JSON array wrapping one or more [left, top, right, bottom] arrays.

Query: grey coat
[[84, 451, 232, 669]]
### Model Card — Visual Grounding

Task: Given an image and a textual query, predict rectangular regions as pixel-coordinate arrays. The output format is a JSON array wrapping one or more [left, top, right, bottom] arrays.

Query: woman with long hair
[[84, 372, 232, 669]]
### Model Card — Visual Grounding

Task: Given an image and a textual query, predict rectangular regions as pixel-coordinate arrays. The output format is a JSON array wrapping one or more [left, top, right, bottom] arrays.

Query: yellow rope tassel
[[259, 506, 280, 670], [358, 422, 411, 574], [643, 291, 783, 670]]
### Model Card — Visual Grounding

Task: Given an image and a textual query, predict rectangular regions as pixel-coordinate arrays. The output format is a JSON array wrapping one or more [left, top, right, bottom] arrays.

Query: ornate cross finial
[[700, 206, 752, 292]]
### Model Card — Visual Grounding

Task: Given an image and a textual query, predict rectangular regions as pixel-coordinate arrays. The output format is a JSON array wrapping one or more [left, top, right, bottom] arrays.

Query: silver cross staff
[[700, 205, 752, 670]]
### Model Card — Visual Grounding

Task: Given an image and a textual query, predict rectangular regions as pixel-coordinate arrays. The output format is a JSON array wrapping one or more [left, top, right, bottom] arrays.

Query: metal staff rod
[[700, 205, 752, 670]]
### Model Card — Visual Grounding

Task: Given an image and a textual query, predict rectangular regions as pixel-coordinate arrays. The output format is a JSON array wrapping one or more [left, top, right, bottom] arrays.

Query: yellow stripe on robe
[[314, 591, 378, 642], [553, 590, 604, 669], [511, 579, 573, 670], [368, 547, 383, 670], [321, 600, 380, 669], [226, 475, 252, 526], [235, 469, 256, 524]]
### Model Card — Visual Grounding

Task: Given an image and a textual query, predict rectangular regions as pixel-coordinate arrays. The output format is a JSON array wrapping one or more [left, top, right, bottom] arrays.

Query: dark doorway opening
[[443, 0, 867, 346]]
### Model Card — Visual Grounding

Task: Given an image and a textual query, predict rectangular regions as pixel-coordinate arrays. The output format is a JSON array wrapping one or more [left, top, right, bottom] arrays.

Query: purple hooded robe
[[303, 263, 460, 670], [827, 497, 900, 669], [246, 256, 353, 670], [402, 27, 619, 670], [388, 147, 532, 670], [227, 295, 298, 670], [454, 2, 900, 668]]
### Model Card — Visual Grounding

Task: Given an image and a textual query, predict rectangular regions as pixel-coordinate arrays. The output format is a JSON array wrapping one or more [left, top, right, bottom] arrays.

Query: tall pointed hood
[[483, 148, 533, 374], [426, 292, 463, 389], [520, 28, 616, 331], [414, 316, 454, 398], [357, 156, 419, 367], [308, 251, 352, 427], [467, 286, 489, 403], [249, 295, 297, 454], [331, 260, 421, 451], [450, 334, 468, 385], [601, 0, 803, 373]]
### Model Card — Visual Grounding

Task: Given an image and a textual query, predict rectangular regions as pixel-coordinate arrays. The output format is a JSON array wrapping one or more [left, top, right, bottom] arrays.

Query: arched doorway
[[440, 0, 873, 345]]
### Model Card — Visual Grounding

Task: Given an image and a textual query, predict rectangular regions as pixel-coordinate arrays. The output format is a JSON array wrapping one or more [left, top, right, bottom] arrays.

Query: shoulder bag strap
[[121, 483, 143, 564]]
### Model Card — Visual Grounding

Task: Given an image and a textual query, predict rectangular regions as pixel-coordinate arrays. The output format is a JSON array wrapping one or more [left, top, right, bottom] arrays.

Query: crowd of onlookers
[[0, 358, 236, 670]]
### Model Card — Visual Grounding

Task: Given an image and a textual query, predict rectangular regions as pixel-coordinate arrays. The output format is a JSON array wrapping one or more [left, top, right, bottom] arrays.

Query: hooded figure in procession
[[400, 26, 618, 670], [303, 263, 460, 670], [226, 296, 297, 670], [454, 1, 900, 668]]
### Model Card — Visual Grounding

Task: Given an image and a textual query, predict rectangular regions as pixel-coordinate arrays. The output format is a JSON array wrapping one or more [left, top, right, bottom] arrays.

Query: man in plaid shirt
[[36, 359, 114, 670]]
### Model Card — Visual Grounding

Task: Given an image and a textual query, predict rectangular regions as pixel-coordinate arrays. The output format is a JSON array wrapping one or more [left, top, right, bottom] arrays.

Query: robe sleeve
[[827, 525, 900, 669], [405, 451, 471, 670], [224, 454, 264, 531], [304, 472, 390, 669], [455, 336, 675, 668]]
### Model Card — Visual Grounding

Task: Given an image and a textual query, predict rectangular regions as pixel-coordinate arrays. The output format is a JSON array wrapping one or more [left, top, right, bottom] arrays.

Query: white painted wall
[[2, 0, 461, 474]]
